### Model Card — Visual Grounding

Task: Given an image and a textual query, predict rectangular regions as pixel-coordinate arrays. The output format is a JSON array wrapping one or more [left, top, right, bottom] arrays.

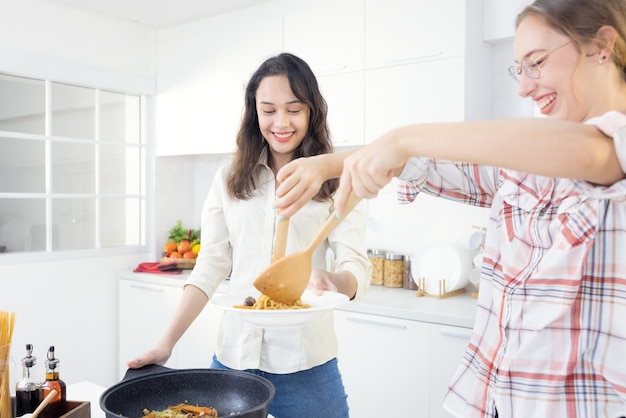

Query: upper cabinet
[[364, 0, 492, 141], [155, 0, 493, 155], [155, 7, 282, 156], [283, 0, 365, 147], [483, 0, 531, 43], [364, 0, 465, 68], [283, 0, 364, 75]]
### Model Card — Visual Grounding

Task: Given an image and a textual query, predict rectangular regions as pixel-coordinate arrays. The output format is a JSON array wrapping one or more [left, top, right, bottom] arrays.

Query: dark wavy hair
[[226, 53, 338, 201], [517, 0, 626, 82]]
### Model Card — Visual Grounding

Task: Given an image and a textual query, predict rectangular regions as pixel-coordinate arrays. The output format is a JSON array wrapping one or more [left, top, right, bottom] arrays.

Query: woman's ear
[[595, 25, 618, 60]]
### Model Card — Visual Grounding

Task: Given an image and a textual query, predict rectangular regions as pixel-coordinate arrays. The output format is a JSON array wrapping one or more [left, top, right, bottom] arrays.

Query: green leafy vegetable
[[168, 220, 201, 245]]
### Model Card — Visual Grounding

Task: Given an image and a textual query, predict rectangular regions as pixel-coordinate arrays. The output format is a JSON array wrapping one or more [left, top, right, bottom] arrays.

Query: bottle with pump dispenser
[[15, 344, 40, 416], [39, 346, 66, 418]]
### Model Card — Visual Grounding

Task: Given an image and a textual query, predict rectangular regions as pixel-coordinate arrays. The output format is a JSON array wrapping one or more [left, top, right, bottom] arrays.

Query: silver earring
[[599, 55, 606, 65]]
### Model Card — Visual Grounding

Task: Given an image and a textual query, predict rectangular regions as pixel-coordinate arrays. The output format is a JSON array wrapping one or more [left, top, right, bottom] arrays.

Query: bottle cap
[[22, 343, 36, 368], [46, 346, 60, 370]]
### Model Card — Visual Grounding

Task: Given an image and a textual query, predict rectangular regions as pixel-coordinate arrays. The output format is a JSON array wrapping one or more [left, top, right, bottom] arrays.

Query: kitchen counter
[[340, 285, 478, 329], [120, 271, 478, 329]]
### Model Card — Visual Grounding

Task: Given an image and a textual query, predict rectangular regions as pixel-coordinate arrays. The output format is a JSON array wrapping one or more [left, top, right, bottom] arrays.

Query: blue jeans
[[211, 354, 350, 418]]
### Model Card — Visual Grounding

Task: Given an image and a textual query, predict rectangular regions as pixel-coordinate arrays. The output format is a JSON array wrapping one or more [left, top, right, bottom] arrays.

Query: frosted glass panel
[[100, 91, 141, 143], [1, 72, 146, 255], [100, 198, 141, 247], [0, 198, 46, 253], [51, 83, 95, 139], [0, 74, 45, 134], [52, 198, 95, 250], [100, 145, 140, 194], [51, 141, 95, 193], [0, 137, 45, 193]]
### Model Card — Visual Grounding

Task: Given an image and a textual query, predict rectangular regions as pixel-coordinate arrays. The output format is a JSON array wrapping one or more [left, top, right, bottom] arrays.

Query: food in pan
[[142, 402, 218, 417], [234, 294, 310, 310]]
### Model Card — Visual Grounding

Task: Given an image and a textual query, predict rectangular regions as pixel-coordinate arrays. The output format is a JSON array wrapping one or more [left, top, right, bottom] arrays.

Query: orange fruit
[[183, 251, 197, 259], [163, 241, 178, 255], [169, 251, 182, 258], [178, 239, 191, 254]]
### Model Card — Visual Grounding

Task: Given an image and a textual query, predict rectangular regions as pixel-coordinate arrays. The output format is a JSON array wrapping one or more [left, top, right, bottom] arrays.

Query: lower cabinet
[[334, 310, 472, 418], [118, 276, 222, 380]]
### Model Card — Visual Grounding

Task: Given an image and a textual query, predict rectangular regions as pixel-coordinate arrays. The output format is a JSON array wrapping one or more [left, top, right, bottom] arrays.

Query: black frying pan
[[100, 364, 275, 418]]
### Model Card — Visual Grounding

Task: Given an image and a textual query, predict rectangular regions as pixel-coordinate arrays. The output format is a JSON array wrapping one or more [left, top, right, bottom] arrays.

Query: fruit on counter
[[168, 220, 201, 246], [183, 250, 197, 259], [163, 241, 178, 254], [177, 239, 191, 254], [162, 220, 202, 260]]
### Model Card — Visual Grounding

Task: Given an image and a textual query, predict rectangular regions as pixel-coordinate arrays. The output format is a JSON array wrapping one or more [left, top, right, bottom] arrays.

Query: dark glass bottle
[[39, 346, 66, 418], [15, 344, 40, 416]]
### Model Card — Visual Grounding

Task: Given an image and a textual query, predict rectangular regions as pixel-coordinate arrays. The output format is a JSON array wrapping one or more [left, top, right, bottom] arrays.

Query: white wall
[[0, 0, 155, 93], [0, 0, 155, 388]]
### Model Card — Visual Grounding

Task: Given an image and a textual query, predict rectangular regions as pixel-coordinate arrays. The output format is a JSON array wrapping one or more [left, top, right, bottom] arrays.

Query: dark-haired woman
[[128, 53, 371, 418]]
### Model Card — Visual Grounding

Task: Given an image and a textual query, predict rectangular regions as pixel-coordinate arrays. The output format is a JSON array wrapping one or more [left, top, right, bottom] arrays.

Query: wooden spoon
[[272, 217, 289, 262], [254, 192, 361, 304]]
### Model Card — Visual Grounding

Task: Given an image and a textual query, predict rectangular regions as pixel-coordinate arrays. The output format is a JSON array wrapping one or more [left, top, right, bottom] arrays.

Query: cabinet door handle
[[438, 328, 473, 339], [128, 284, 165, 293], [346, 316, 407, 330]]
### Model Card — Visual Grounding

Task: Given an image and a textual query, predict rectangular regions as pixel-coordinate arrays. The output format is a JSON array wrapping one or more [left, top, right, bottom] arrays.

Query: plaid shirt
[[397, 112, 626, 418]]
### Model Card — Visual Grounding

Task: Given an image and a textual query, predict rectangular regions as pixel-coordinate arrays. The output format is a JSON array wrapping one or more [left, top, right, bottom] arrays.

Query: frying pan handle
[[122, 364, 173, 381]]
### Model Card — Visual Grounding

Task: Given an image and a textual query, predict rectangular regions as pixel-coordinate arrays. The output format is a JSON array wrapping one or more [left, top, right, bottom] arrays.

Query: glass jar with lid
[[368, 249, 385, 285], [383, 253, 404, 288]]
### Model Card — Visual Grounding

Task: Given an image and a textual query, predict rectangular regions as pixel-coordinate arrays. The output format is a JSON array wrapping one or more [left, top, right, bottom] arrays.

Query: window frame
[[0, 72, 152, 263]]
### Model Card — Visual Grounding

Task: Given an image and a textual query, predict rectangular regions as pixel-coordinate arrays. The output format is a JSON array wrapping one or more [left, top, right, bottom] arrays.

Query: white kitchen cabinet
[[364, 58, 466, 141], [364, 0, 465, 69], [429, 324, 474, 418], [334, 300, 474, 417], [334, 310, 431, 417], [283, 0, 365, 148], [118, 278, 181, 378], [483, 0, 531, 43], [118, 274, 224, 380], [155, 7, 283, 156], [363, 0, 492, 142], [317, 71, 365, 147], [283, 0, 364, 76]]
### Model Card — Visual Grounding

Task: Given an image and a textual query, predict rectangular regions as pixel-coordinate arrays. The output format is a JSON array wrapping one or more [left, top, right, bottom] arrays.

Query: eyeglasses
[[507, 40, 573, 82]]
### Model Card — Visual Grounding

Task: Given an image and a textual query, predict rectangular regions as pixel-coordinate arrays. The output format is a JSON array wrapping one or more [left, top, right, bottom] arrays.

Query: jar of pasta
[[384, 253, 404, 288], [368, 249, 385, 285]]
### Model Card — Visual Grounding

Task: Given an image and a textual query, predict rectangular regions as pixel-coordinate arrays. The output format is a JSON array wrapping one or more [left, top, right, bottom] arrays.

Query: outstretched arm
[[334, 118, 623, 214]]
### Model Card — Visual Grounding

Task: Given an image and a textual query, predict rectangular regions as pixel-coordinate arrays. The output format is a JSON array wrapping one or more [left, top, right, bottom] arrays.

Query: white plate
[[210, 290, 349, 328], [412, 242, 471, 295]]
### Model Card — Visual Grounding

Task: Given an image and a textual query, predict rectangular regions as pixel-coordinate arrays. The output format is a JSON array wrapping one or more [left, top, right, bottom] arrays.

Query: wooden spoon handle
[[272, 218, 289, 262], [306, 191, 361, 252], [31, 389, 58, 418]]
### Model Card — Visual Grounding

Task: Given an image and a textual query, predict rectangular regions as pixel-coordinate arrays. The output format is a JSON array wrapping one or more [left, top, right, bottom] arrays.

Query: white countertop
[[120, 271, 478, 329], [338, 284, 478, 328]]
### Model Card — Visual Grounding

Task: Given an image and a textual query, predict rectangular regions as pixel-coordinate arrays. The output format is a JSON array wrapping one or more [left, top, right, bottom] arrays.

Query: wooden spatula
[[272, 217, 289, 262], [254, 192, 361, 304]]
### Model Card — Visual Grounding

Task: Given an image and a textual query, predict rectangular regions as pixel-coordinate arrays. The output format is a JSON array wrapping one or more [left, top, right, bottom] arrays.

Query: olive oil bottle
[[39, 346, 66, 418]]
